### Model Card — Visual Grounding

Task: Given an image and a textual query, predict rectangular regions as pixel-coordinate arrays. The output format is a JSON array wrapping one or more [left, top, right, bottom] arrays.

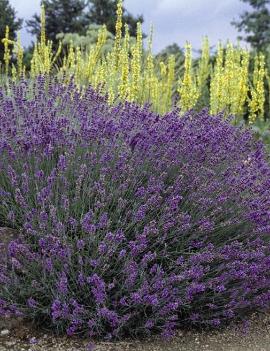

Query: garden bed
[[1, 78, 270, 346], [1, 313, 270, 351]]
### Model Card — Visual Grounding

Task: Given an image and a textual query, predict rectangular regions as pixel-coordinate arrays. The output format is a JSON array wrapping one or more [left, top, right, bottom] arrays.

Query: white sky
[[9, 0, 250, 52]]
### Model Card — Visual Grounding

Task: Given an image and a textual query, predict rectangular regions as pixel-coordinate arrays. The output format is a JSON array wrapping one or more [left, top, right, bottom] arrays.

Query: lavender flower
[[1, 77, 270, 340]]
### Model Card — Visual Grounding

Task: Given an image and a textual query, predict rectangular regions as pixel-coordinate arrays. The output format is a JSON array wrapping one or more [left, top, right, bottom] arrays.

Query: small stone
[[0, 329, 10, 336], [5, 341, 16, 347]]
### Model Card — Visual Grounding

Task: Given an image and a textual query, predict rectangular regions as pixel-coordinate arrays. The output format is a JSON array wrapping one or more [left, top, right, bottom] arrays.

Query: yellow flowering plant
[[0, 0, 269, 123]]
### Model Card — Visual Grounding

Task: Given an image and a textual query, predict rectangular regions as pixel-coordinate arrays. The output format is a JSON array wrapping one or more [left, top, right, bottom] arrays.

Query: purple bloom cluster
[[0, 76, 270, 339]]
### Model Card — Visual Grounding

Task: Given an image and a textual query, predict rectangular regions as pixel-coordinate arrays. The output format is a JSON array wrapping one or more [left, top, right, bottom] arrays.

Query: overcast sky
[[9, 0, 250, 52]]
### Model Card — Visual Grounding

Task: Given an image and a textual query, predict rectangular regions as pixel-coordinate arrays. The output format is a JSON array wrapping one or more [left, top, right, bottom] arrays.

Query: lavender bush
[[0, 77, 270, 340]]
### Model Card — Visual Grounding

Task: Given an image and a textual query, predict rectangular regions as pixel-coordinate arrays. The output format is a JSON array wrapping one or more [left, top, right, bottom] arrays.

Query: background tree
[[56, 24, 115, 53], [26, 0, 87, 42], [85, 0, 144, 37], [27, 0, 144, 44], [0, 0, 23, 61], [232, 0, 270, 51], [156, 43, 185, 75]]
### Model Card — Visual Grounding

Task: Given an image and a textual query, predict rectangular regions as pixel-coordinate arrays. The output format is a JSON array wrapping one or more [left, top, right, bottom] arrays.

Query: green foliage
[[56, 24, 115, 53], [27, 0, 144, 44], [0, 0, 22, 61], [156, 43, 185, 75], [56, 23, 137, 59], [251, 118, 270, 153], [232, 0, 270, 51], [26, 0, 88, 42], [22, 44, 35, 71]]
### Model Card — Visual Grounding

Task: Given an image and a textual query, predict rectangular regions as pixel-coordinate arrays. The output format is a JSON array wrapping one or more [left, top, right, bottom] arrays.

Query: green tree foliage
[[156, 43, 185, 75], [0, 0, 23, 61], [56, 24, 115, 53], [232, 0, 270, 51], [26, 0, 88, 42], [56, 23, 137, 60], [27, 0, 144, 44], [85, 0, 144, 37]]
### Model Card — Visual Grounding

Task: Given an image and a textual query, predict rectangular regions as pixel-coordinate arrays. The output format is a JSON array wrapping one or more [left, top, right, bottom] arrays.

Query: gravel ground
[[1, 313, 270, 351]]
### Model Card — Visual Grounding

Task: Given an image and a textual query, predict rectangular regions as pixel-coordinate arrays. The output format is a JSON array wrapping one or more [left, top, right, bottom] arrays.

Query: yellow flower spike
[[210, 42, 224, 115], [166, 55, 175, 112], [147, 23, 154, 53], [113, 0, 123, 70], [95, 62, 106, 90], [178, 42, 199, 114], [108, 86, 115, 105], [87, 25, 107, 82], [136, 22, 143, 58], [40, 4, 46, 48], [11, 64, 17, 82], [232, 49, 249, 118], [2, 26, 11, 76], [151, 76, 159, 112], [123, 23, 130, 52], [30, 43, 38, 78], [15, 33, 24, 78], [129, 45, 136, 102], [44, 41, 51, 73], [75, 46, 82, 82], [210, 41, 250, 119], [67, 42, 75, 72], [197, 36, 210, 93], [27, 4, 62, 77], [224, 42, 235, 107], [2, 2, 265, 121], [119, 24, 130, 101], [52, 41, 62, 65], [159, 61, 167, 113], [143, 24, 154, 105], [249, 53, 265, 124], [130, 22, 143, 103]]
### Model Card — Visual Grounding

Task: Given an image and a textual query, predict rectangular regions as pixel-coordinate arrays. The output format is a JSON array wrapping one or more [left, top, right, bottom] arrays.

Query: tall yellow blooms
[[178, 42, 199, 113], [86, 25, 107, 81], [30, 3, 62, 76], [2, 26, 12, 75], [113, 0, 123, 67], [118, 24, 130, 100], [210, 42, 250, 119], [40, 4, 46, 48], [210, 42, 224, 115], [1, 0, 269, 122], [15, 33, 24, 77], [197, 36, 210, 93], [143, 25, 154, 104], [129, 23, 143, 102], [249, 53, 265, 124], [165, 55, 176, 113], [232, 49, 249, 117]]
